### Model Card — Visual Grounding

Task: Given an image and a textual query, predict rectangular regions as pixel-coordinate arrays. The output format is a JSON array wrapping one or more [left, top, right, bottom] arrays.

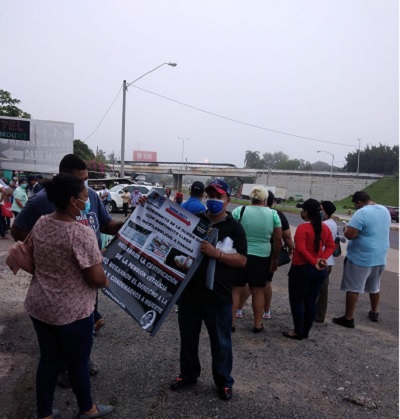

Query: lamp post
[[178, 137, 189, 170], [317, 150, 334, 178], [120, 62, 177, 178], [356, 138, 361, 175], [135, 141, 142, 151]]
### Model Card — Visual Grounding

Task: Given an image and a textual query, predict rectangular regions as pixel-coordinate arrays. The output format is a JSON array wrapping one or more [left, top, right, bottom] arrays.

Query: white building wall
[[256, 171, 382, 201]]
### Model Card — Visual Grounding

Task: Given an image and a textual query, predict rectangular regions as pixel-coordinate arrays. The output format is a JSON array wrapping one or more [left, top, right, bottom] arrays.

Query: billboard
[[0, 116, 73, 173], [133, 150, 157, 162]]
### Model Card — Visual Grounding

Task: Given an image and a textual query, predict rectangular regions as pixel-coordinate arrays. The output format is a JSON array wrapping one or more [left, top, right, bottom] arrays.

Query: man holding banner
[[170, 180, 247, 401]]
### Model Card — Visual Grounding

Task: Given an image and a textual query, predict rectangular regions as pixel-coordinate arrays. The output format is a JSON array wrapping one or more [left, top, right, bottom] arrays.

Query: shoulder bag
[[6, 231, 34, 275]]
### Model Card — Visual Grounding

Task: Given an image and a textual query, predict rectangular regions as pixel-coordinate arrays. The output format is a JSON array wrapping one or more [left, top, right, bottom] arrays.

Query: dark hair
[[267, 190, 274, 208], [351, 191, 370, 203], [59, 154, 87, 174], [302, 198, 322, 253], [45, 174, 85, 210], [321, 201, 336, 217]]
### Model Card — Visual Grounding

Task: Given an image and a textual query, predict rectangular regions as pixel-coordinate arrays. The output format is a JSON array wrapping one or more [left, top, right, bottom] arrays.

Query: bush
[[288, 196, 294, 201]]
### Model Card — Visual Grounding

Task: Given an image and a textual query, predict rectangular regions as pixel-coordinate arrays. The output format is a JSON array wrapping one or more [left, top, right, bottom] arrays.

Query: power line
[[84, 86, 122, 141], [132, 85, 357, 148]]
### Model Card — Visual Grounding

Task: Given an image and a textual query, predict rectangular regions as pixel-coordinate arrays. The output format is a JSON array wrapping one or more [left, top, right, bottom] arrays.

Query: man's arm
[[11, 223, 29, 242], [344, 226, 359, 240], [100, 219, 124, 235]]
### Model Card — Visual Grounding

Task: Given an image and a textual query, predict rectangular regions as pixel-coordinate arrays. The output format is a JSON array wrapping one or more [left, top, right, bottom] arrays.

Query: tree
[[73, 139, 95, 161], [244, 150, 264, 169], [262, 151, 289, 169], [0, 90, 31, 118], [344, 144, 399, 175]]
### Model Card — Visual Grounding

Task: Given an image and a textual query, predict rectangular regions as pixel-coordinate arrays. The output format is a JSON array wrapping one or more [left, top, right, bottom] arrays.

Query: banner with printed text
[[102, 191, 214, 336]]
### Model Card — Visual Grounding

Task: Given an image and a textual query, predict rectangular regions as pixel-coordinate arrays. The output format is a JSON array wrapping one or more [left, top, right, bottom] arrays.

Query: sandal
[[253, 325, 264, 333], [282, 331, 303, 340]]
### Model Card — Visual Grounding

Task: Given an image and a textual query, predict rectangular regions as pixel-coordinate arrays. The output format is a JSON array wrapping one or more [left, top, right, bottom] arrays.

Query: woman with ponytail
[[283, 199, 335, 340]]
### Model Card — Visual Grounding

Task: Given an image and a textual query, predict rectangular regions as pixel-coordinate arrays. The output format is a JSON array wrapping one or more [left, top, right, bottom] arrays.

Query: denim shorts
[[340, 258, 384, 293]]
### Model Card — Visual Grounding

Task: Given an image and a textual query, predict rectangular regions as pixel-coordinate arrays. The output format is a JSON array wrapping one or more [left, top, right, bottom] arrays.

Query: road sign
[[0, 117, 73, 173]]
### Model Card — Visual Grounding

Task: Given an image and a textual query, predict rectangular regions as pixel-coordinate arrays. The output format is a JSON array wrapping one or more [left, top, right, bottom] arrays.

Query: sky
[[3, 0, 399, 169]]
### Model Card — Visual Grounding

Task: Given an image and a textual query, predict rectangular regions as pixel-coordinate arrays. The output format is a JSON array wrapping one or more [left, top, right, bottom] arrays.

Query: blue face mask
[[206, 199, 225, 215], [77, 198, 91, 215]]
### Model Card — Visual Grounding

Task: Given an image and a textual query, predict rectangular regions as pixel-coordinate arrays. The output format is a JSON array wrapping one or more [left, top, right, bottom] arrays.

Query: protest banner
[[102, 190, 215, 336]]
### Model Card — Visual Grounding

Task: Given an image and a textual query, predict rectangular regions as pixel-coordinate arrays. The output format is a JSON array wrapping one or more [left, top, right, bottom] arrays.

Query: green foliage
[[0, 90, 31, 118], [244, 150, 311, 170], [334, 176, 399, 210], [344, 144, 399, 175], [73, 139, 95, 161], [288, 196, 294, 201]]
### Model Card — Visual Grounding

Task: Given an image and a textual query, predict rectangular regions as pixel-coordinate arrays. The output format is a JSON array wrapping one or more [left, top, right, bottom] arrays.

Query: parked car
[[105, 184, 166, 213], [385, 206, 399, 223]]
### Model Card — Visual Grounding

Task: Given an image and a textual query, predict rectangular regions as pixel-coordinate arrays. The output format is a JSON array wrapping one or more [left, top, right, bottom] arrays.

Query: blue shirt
[[14, 188, 111, 250], [181, 196, 206, 215], [347, 204, 391, 267]]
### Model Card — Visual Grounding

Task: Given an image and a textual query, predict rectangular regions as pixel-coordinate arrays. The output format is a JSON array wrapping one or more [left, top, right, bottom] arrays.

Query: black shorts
[[235, 255, 272, 288]]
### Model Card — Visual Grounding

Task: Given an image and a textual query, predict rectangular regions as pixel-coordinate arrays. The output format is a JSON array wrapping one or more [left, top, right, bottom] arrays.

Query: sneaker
[[218, 387, 232, 401], [235, 310, 244, 318], [368, 311, 379, 322], [332, 316, 355, 328], [263, 311, 272, 319], [75, 404, 113, 419], [170, 376, 197, 391]]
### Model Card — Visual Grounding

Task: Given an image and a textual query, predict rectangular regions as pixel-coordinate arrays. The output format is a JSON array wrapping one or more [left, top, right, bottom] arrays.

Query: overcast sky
[[3, 0, 398, 168]]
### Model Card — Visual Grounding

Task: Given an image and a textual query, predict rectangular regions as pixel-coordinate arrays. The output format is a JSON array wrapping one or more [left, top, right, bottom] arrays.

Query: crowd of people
[[4, 159, 392, 417]]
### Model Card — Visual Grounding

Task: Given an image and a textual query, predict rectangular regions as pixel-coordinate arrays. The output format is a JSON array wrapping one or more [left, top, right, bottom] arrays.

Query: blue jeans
[[288, 264, 327, 337], [31, 314, 94, 418], [178, 301, 234, 389]]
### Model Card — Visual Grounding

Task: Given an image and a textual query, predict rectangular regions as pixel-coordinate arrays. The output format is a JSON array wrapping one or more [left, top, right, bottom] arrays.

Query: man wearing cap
[[333, 191, 391, 328], [181, 181, 206, 215], [170, 179, 247, 401], [315, 201, 338, 323]]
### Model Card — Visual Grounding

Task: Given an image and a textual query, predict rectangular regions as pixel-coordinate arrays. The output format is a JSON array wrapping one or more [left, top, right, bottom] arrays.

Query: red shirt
[[292, 222, 335, 266]]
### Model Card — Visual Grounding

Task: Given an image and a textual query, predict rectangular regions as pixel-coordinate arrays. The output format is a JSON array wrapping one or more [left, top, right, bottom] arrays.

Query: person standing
[[263, 190, 294, 319], [27, 174, 44, 199], [174, 189, 184, 205], [99, 185, 110, 206], [11, 178, 28, 218], [315, 201, 338, 323], [283, 199, 335, 340], [333, 191, 391, 328], [170, 180, 247, 401], [165, 187, 172, 199], [130, 187, 142, 211], [25, 174, 113, 419], [11, 154, 124, 376], [121, 188, 131, 217], [181, 181, 206, 215], [231, 187, 281, 333]]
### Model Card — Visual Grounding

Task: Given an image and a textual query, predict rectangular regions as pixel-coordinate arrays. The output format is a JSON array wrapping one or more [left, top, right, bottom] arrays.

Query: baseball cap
[[205, 180, 231, 196], [190, 181, 205, 194]]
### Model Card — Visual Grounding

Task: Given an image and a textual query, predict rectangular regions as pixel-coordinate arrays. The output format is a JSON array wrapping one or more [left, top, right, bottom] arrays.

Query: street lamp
[[317, 150, 334, 178], [120, 62, 177, 177], [356, 138, 361, 175], [135, 141, 142, 151], [178, 137, 189, 170]]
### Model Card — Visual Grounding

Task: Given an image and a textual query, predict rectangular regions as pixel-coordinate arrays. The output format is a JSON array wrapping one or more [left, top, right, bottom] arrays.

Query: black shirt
[[180, 212, 247, 305]]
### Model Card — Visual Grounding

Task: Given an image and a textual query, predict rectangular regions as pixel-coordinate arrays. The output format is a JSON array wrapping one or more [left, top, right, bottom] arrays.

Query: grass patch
[[334, 176, 399, 211]]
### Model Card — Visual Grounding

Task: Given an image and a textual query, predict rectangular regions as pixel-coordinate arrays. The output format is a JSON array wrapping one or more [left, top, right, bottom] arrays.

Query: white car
[[105, 184, 166, 213]]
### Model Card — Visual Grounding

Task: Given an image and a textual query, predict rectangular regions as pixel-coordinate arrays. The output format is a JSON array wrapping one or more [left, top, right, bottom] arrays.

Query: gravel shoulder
[[0, 227, 398, 419]]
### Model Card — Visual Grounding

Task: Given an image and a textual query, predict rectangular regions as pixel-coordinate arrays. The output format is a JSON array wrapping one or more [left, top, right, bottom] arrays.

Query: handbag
[[278, 245, 291, 266], [333, 235, 342, 257], [1, 202, 13, 218], [6, 232, 34, 275]]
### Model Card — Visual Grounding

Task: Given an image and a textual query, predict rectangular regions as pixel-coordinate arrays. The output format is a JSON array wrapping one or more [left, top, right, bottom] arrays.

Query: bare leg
[[263, 282, 272, 313], [369, 292, 380, 313], [345, 292, 359, 320], [238, 285, 251, 310], [231, 287, 241, 328], [250, 286, 265, 329]]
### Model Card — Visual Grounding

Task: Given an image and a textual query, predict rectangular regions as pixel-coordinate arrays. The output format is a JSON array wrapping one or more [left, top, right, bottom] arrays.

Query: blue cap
[[205, 180, 231, 196]]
